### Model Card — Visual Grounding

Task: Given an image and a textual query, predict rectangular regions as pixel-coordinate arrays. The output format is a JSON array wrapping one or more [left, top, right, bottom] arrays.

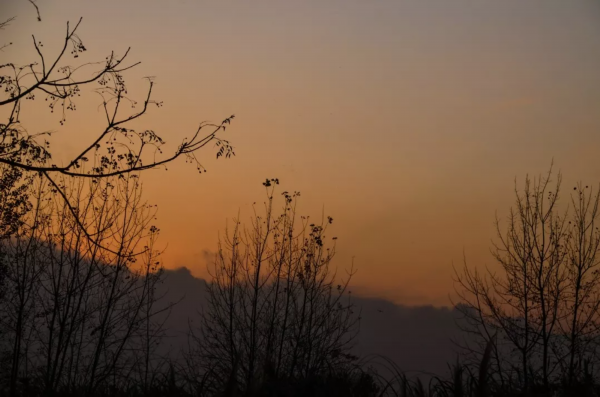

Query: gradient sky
[[3, 0, 600, 305]]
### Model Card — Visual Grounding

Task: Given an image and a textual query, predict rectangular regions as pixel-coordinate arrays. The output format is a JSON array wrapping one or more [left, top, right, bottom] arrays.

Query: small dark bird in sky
[[378, 309, 383, 313]]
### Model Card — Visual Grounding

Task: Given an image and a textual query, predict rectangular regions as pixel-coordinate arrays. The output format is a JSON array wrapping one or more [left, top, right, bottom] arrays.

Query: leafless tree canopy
[[185, 179, 359, 395], [0, 172, 170, 395], [455, 166, 600, 394]]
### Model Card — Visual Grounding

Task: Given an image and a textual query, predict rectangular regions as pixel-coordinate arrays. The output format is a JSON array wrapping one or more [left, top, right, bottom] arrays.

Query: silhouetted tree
[[455, 166, 600, 395], [0, 173, 169, 396], [557, 182, 600, 386], [187, 179, 359, 395]]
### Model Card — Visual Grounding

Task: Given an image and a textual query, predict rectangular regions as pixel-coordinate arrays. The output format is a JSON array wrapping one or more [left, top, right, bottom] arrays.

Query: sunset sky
[[3, 0, 600, 306]]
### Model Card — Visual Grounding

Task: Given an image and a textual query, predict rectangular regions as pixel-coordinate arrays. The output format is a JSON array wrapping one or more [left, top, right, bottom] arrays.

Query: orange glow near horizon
[[2, 0, 600, 306]]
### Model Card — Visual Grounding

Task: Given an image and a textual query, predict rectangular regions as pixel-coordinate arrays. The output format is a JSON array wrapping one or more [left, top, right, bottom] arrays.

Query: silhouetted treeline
[[0, 174, 368, 396], [3, 170, 600, 396]]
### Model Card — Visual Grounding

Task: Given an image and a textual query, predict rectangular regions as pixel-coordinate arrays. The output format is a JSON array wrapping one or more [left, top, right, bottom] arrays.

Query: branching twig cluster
[[0, 13, 235, 254]]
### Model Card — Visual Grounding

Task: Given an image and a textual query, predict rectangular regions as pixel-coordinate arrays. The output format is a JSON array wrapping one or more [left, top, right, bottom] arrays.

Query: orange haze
[[2, 0, 600, 306]]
